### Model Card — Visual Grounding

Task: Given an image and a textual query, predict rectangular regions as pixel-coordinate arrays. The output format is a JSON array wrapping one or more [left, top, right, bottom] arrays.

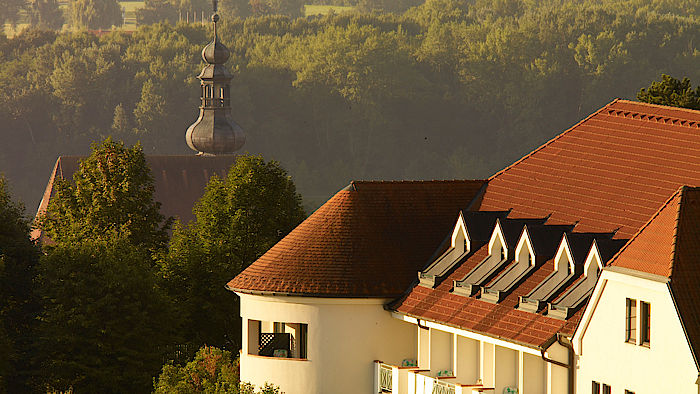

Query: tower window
[[625, 298, 636, 343], [220, 87, 225, 98]]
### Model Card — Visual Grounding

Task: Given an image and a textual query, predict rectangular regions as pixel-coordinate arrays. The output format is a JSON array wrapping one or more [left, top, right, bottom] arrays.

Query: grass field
[[303, 4, 356, 16], [119, 1, 145, 29]]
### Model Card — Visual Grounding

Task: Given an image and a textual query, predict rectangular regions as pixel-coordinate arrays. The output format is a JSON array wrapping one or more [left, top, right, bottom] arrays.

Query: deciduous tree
[[70, 0, 123, 30], [0, 177, 39, 393], [160, 155, 305, 351], [34, 237, 178, 393], [38, 138, 171, 251]]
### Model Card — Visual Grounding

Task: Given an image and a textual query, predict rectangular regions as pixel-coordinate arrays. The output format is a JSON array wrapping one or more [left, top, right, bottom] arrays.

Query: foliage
[[637, 74, 700, 110], [34, 236, 179, 393], [0, 177, 39, 393], [136, 0, 179, 25], [239, 382, 283, 394], [70, 0, 123, 30], [154, 346, 239, 393], [0, 0, 699, 213], [39, 138, 171, 251], [28, 0, 65, 30], [154, 346, 283, 394], [0, 0, 25, 25], [159, 155, 305, 350]]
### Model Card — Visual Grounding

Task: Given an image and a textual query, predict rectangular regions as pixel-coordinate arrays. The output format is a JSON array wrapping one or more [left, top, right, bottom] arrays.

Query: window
[[500, 247, 505, 261], [299, 323, 308, 358], [592, 381, 600, 394], [273, 322, 285, 333], [626, 298, 637, 343], [640, 301, 651, 346], [602, 384, 611, 394]]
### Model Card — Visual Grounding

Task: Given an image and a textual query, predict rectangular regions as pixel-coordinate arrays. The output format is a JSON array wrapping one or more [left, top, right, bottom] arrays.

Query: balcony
[[374, 362, 495, 394]]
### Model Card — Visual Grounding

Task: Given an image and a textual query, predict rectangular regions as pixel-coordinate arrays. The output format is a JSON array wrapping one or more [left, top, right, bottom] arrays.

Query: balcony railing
[[379, 363, 393, 392], [258, 333, 291, 357], [432, 381, 455, 394]]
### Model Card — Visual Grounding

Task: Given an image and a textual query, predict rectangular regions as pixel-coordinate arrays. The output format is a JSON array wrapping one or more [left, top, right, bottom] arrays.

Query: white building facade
[[228, 101, 700, 394]]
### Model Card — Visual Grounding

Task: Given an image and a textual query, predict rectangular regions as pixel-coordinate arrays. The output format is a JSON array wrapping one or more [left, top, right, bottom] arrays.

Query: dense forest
[[1, 0, 699, 212]]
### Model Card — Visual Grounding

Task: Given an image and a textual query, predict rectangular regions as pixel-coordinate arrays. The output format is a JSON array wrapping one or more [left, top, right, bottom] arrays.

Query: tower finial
[[185, 7, 245, 156]]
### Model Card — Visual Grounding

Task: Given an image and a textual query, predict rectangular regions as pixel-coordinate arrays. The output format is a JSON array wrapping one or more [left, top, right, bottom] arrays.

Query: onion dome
[[201, 15, 230, 65]]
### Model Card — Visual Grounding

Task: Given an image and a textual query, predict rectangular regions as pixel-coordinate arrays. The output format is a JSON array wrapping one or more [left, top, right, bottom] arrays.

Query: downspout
[[540, 333, 575, 394]]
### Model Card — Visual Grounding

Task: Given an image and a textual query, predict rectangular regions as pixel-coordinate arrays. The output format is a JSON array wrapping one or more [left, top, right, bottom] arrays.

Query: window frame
[[640, 301, 651, 347], [625, 298, 637, 344]]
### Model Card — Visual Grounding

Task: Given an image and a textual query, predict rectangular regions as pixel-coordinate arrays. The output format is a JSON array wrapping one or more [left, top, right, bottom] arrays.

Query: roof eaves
[[667, 283, 700, 371], [395, 310, 549, 351], [227, 286, 398, 299]]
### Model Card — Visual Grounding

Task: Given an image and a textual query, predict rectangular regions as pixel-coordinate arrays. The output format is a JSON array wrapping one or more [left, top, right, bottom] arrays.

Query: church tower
[[185, 4, 245, 155]]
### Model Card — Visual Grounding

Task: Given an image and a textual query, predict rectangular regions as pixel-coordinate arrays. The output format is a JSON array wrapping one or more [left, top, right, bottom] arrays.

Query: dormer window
[[500, 247, 505, 261]]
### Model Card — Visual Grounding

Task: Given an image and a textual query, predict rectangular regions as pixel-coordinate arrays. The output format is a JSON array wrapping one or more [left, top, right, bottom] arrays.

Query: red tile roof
[[394, 100, 700, 348], [607, 186, 700, 365], [479, 99, 700, 239], [227, 180, 486, 297], [33, 155, 238, 240], [394, 246, 582, 349]]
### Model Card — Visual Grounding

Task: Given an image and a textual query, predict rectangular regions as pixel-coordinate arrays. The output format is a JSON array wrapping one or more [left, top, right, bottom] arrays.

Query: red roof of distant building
[[227, 180, 486, 297], [33, 155, 237, 240]]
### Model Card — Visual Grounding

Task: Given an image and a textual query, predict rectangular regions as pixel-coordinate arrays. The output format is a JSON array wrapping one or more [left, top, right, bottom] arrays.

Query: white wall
[[575, 269, 700, 394], [495, 346, 517, 393], [456, 336, 479, 383], [237, 293, 416, 394], [430, 329, 452, 373]]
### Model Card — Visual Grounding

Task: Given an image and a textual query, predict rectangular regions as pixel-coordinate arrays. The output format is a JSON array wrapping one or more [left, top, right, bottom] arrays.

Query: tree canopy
[[637, 74, 700, 110], [38, 139, 171, 251], [0, 177, 39, 393], [1, 0, 699, 213], [33, 237, 179, 393], [160, 155, 305, 351]]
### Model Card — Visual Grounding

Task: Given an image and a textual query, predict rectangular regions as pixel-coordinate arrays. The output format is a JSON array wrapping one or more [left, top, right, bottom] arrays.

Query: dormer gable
[[548, 239, 615, 320], [553, 234, 575, 276], [514, 226, 535, 267], [488, 218, 508, 262], [451, 212, 470, 255], [583, 240, 603, 279]]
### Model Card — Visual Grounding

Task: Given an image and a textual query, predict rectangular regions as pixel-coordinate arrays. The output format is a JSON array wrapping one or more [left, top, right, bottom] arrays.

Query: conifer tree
[[637, 74, 700, 110]]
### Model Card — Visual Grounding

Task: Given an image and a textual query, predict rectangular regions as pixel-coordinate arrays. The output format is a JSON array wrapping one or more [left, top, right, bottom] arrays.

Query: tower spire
[[185, 1, 245, 155]]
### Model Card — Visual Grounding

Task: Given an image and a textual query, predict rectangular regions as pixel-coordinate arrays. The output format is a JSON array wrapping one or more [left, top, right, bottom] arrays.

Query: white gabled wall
[[574, 269, 699, 393], [237, 293, 416, 394]]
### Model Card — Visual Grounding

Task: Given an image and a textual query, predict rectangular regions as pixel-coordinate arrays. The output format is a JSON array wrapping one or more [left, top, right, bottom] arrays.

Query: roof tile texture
[[479, 100, 700, 239], [228, 180, 486, 297]]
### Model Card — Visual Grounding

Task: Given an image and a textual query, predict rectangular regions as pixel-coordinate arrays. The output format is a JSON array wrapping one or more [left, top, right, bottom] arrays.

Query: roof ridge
[[604, 108, 700, 129], [668, 186, 700, 279], [351, 179, 485, 184], [607, 186, 685, 268], [668, 186, 686, 278], [487, 98, 620, 181], [616, 99, 700, 115]]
